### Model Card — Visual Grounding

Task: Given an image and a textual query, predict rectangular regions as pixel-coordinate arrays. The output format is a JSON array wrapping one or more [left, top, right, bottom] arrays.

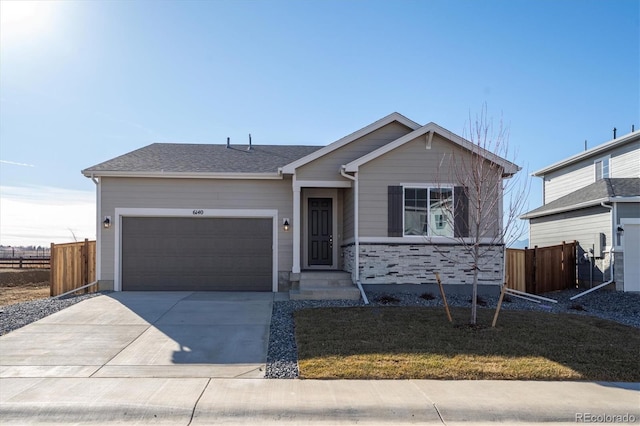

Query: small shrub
[[375, 294, 401, 305], [419, 292, 435, 300], [570, 303, 586, 311], [469, 296, 488, 307], [502, 295, 512, 303]]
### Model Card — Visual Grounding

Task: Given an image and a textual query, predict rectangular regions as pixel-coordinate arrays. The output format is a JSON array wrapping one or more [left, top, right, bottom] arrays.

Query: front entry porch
[[289, 184, 360, 300], [289, 271, 360, 300]]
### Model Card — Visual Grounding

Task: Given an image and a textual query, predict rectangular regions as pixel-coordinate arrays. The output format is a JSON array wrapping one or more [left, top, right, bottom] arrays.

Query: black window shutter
[[454, 186, 469, 238], [388, 186, 403, 237]]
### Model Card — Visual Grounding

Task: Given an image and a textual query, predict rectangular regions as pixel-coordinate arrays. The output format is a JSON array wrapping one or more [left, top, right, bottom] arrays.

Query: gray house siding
[[296, 121, 413, 181], [529, 206, 611, 249], [346, 134, 504, 288], [357, 134, 502, 238], [543, 140, 640, 203], [342, 187, 355, 241], [611, 140, 640, 178], [529, 206, 612, 286], [98, 176, 293, 287]]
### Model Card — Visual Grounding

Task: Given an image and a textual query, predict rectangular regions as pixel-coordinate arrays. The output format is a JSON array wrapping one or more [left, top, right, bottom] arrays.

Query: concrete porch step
[[289, 287, 361, 301], [299, 272, 354, 288], [290, 271, 361, 300]]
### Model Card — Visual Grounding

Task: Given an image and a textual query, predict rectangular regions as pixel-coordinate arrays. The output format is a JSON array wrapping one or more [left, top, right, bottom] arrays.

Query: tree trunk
[[470, 244, 479, 324]]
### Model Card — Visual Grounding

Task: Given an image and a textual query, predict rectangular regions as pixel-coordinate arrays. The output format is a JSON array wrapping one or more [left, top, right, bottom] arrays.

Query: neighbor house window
[[595, 157, 610, 180], [404, 187, 453, 237]]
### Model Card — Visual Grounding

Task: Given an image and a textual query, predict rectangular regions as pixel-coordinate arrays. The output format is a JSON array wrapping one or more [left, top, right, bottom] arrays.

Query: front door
[[308, 198, 333, 266]]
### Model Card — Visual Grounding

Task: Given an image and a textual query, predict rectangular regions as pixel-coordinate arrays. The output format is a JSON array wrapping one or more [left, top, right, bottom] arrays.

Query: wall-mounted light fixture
[[103, 216, 111, 229], [283, 218, 290, 231], [617, 225, 624, 235]]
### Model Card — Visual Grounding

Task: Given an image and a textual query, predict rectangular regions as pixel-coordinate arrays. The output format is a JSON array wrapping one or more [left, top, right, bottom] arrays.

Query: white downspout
[[90, 174, 101, 286], [571, 201, 614, 300], [340, 166, 368, 304], [292, 175, 301, 274]]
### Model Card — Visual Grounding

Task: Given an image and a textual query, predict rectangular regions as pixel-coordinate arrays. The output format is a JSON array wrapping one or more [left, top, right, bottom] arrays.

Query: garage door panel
[[122, 217, 272, 291]]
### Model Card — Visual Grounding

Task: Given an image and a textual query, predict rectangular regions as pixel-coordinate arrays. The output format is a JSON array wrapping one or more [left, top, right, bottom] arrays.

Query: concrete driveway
[[0, 291, 274, 379]]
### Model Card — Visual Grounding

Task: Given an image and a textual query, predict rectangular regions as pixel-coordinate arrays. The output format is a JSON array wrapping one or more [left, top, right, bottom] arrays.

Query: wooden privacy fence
[[505, 241, 577, 295], [50, 239, 96, 297], [505, 249, 526, 292]]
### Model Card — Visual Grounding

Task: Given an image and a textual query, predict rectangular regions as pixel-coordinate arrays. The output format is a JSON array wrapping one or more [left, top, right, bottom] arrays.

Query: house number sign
[[192, 209, 204, 215]]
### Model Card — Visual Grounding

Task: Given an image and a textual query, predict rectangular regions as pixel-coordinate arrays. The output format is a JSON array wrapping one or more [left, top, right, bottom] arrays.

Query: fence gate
[[50, 239, 96, 296], [505, 241, 577, 295]]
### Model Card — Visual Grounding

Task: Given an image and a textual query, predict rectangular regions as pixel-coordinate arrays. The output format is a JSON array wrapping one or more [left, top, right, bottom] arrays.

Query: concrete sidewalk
[[1, 378, 638, 424]]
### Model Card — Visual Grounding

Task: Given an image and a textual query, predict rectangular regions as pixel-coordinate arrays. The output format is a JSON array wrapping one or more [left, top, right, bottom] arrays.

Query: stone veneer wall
[[613, 251, 624, 291], [342, 243, 504, 286]]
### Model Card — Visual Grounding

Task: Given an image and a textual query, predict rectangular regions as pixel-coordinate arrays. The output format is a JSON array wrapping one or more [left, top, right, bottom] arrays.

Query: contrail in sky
[[0, 160, 35, 167]]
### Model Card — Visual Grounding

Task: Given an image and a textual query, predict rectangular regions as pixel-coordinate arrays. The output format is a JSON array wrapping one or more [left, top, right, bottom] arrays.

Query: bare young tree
[[434, 105, 529, 325]]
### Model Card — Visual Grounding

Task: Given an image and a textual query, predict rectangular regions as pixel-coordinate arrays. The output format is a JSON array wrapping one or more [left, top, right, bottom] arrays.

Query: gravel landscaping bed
[[0, 292, 105, 336], [265, 289, 640, 379]]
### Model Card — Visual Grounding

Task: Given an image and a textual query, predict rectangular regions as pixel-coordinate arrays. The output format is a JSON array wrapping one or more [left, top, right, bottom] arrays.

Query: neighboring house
[[82, 112, 519, 298], [522, 129, 640, 292]]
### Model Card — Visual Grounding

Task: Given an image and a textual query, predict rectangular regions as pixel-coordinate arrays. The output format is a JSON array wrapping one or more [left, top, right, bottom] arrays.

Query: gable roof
[[343, 122, 520, 177], [533, 130, 640, 177], [82, 143, 323, 178], [280, 112, 420, 174], [521, 178, 640, 219]]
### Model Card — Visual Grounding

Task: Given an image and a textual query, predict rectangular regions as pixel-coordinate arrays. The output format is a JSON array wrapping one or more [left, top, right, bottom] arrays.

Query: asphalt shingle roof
[[523, 178, 640, 218], [83, 143, 324, 174]]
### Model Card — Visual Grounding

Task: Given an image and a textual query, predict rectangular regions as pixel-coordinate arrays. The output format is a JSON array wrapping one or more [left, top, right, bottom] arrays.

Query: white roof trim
[[280, 112, 421, 174], [343, 122, 520, 176], [81, 170, 282, 180], [521, 196, 640, 219], [520, 198, 610, 219], [533, 130, 640, 177]]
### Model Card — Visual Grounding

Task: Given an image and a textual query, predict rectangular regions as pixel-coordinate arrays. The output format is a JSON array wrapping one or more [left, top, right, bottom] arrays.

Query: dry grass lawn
[[0, 270, 50, 307], [295, 306, 640, 381]]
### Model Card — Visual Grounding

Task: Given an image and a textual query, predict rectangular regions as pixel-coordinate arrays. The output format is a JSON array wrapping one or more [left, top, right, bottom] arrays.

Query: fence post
[[560, 241, 569, 288], [83, 238, 89, 293], [50, 243, 55, 297], [532, 246, 538, 294]]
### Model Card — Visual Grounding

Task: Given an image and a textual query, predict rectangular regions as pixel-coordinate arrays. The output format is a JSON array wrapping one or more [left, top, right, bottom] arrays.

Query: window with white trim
[[594, 157, 610, 180], [403, 186, 454, 237]]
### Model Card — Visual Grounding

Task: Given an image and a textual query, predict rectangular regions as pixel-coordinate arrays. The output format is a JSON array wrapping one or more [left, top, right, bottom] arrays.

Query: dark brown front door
[[308, 198, 332, 266]]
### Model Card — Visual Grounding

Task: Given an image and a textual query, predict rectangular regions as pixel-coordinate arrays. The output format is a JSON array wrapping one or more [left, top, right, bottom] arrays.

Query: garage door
[[121, 217, 272, 291], [623, 223, 640, 292]]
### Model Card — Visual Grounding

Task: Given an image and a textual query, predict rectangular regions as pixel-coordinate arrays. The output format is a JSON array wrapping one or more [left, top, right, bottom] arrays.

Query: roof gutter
[[521, 198, 609, 219], [521, 196, 640, 219], [80, 171, 283, 180], [340, 166, 368, 304]]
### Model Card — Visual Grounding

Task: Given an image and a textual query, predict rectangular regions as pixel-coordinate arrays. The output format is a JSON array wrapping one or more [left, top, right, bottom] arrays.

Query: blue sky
[[1, 0, 638, 246]]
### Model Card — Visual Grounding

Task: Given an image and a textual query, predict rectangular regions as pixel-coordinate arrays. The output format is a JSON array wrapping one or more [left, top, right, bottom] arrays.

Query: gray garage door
[[121, 217, 272, 291]]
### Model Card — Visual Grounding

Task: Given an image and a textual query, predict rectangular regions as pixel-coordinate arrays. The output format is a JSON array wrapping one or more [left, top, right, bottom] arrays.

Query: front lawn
[[294, 307, 640, 381]]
